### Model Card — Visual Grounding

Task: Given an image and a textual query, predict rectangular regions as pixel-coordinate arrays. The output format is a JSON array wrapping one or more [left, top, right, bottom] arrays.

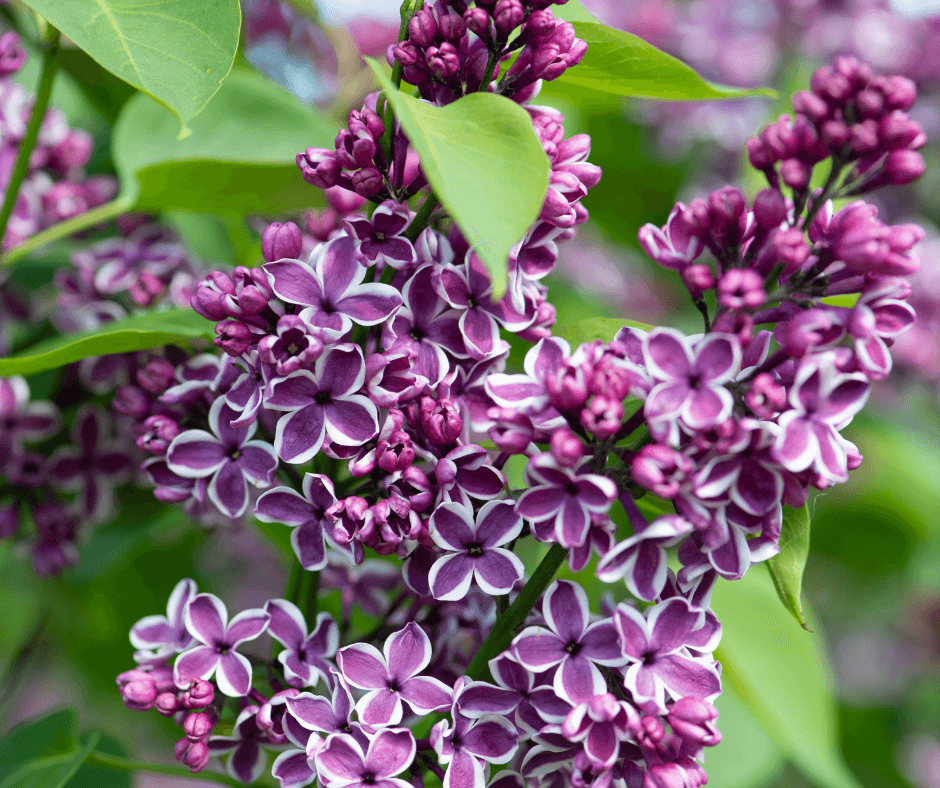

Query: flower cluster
[[0, 31, 116, 250]]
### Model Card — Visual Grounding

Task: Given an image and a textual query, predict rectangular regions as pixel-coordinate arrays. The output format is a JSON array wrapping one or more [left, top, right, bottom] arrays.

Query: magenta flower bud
[[408, 8, 438, 47], [136, 357, 176, 394], [549, 20, 576, 52], [117, 669, 158, 711], [632, 444, 693, 498], [779, 158, 811, 190], [848, 119, 880, 156], [352, 166, 384, 197], [419, 396, 462, 445], [791, 89, 829, 124], [487, 407, 534, 454], [214, 320, 254, 356], [0, 504, 19, 539], [49, 130, 94, 173], [753, 188, 787, 229], [878, 111, 925, 151], [550, 427, 586, 467], [394, 41, 420, 66], [153, 692, 180, 716], [810, 64, 852, 103], [113, 385, 151, 419], [581, 396, 623, 440], [463, 7, 490, 34], [744, 372, 786, 418], [183, 711, 215, 742], [262, 221, 303, 263], [176, 739, 210, 773], [564, 37, 587, 68], [137, 414, 182, 456], [527, 8, 556, 36], [873, 74, 917, 111], [883, 149, 926, 185], [681, 263, 714, 299], [855, 89, 884, 119], [717, 269, 765, 310], [547, 361, 591, 412], [0, 31, 26, 76], [668, 697, 721, 747], [297, 148, 340, 188], [191, 286, 227, 322], [493, 0, 524, 33], [646, 763, 688, 788], [425, 42, 460, 79], [438, 9, 467, 40]]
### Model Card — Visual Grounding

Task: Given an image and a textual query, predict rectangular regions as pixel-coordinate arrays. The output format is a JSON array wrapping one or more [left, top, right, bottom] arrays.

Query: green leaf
[[706, 687, 785, 788], [0, 709, 99, 788], [712, 570, 865, 788], [557, 23, 777, 100], [766, 504, 812, 629], [112, 68, 337, 214], [366, 59, 549, 297], [20, 0, 241, 135], [0, 309, 212, 377], [552, 317, 654, 347], [68, 736, 131, 788]]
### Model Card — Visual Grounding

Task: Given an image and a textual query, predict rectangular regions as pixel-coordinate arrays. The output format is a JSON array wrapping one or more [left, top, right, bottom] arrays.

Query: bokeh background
[[2, 1, 940, 786]]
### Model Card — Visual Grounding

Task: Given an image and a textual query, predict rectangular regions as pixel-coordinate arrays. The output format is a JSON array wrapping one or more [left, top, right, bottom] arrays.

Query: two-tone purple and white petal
[[315, 728, 416, 788], [430, 706, 519, 788], [207, 705, 269, 784], [130, 577, 197, 663], [265, 599, 338, 688], [255, 473, 338, 570], [344, 200, 417, 270]]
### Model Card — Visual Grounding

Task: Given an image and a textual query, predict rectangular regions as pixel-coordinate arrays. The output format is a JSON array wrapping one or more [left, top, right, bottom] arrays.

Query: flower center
[[642, 651, 656, 665], [315, 391, 332, 406], [374, 231, 386, 243], [227, 446, 241, 461], [565, 640, 582, 657], [467, 543, 484, 557], [362, 772, 376, 785]]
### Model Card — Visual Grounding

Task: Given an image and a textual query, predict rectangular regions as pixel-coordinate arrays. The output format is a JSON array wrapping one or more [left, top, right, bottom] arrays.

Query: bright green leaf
[[112, 68, 336, 214], [0, 709, 99, 788], [766, 504, 812, 629], [712, 570, 864, 788], [553, 317, 654, 347], [21, 0, 241, 134], [707, 687, 785, 788], [366, 59, 549, 297], [557, 23, 777, 100], [0, 309, 212, 377]]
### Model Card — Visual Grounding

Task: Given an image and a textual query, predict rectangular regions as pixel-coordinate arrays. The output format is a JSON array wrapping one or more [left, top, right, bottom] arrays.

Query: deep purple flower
[[264, 235, 402, 340], [265, 599, 338, 688], [336, 622, 452, 726], [512, 580, 625, 705], [344, 201, 417, 269], [434, 444, 506, 508], [267, 344, 379, 464], [130, 577, 198, 663], [315, 728, 416, 788], [430, 699, 519, 788], [166, 398, 278, 518], [487, 654, 572, 733], [614, 597, 721, 714], [560, 693, 639, 769], [258, 315, 325, 377], [428, 500, 524, 601], [515, 455, 617, 549], [255, 473, 340, 570], [0, 376, 59, 468], [207, 705, 270, 783], [174, 593, 270, 697]]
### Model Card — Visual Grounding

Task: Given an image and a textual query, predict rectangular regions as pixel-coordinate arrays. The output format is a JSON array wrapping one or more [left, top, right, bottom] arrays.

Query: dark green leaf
[[68, 736, 131, 788], [0, 309, 212, 376], [552, 317, 654, 347], [367, 59, 549, 297], [766, 504, 812, 629], [252, 519, 295, 561], [557, 23, 777, 100], [712, 570, 864, 788], [0, 709, 99, 788], [111, 68, 336, 214], [21, 0, 241, 134]]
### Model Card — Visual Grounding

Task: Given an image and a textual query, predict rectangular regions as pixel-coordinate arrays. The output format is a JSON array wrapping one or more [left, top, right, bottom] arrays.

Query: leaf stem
[[84, 751, 245, 788], [0, 25, 61, 251], [404, 191, 439, 242], [465, 542, 567, 680]]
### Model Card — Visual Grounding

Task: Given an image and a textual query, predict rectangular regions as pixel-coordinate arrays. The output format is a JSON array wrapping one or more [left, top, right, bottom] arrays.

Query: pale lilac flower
[[614, 597, 721, 714], [130, 577, 197, 663], [267, 344, 379, 464], [315, 728, 416, 788], [428, 500, 524, 601], [207, 705, 269, 783], [344, 200, 416, 269], [255, 473, 339, 570], [174, 593, 271, 697], [265, 599, 338, 688], [512, 580, 625, 705], [264, 235, 402, 340], [336, 622, 452, 726], [166, 398, 278, 518], [515, 455, 617, 549]]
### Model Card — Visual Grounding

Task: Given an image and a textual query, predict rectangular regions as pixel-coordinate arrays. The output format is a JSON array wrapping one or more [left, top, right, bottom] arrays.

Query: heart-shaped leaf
[[0, 309, 212, 376], [558, 22, 777, 100], [366, 59, 549, 298], [766, 504, 813, 629], [20, 0, 241, 134]]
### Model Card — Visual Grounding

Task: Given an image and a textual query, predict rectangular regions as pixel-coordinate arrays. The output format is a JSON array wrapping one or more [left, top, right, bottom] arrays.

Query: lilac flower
[[643, 328, 741, 432], [315, 728, 416, 788], [255, 473, 339, 570], [638, 203, 703, 271], [264, 235, 402, 340], [166, 398, 278, 518], [487, 654, 572, 733], [287, 669, 358, 738], [485, 336, 569, 425], [267, 344, 379, 464], [130, 577, 197, 663], [258, 314, 325, 377], [0, 376, 59, 467], [344, 200, 417, 269], [336, 622, 452, 726], [613, 598, 721, 714], [772, 356, 870, 484], [174, 593, 271, 697], [207, 706, 269, 784], [434, 444, 506, 509], [427, 501, 524, 601], [560, 693, 639, 769], [512, 580, 625, 705], [48, 405, 134, 523], [265, 599, 338, 688], [430, 701, 519, 788], [515, 455, 617, 549]]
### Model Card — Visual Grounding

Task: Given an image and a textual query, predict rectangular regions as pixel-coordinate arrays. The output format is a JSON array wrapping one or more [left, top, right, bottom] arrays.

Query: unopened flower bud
[[0, 504, 19, 539], [779, 158, 811, 190], [550, 427, 585, 467], [352, 167, 384, 197], [487, 408, 534, 454], [744, 372, 786, 418], [717, 269, 765, 310], [493, 0, 524, 33], [463, 8, 491, 35], [408, 8, 438, 47], [438, 10, 467, 40], [137, 414, 182, 456], [297, 148, 340, 188], [419, 396, 462, 445], [394, 41, 421, 66], [113, 385, 151, 418], [262, 221, 303, 263], [527, 8, 556, 36], [117, 669, 158, 711], [136, 357, 176, 394], [154, 692, 180, 716], [214, 320, 254, 356], [176, 739, 210, 772], [668, 697, 721, 747], [0, 32, 26, 76], [752, 188, 787, 229], [883, 149, 926, 185], [791, 89, 829, 123], [873, 74, 917, 111], [183, 711, 215, 742], [681, 264, 714, 299]]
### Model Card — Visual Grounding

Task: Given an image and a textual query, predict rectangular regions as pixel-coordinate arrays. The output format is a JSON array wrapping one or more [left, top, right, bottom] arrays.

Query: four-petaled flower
[[315, 728, 416, 788], [265, 598, 338, 688], [344, 200, 417, 269], [130, 577, 197, 663]]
